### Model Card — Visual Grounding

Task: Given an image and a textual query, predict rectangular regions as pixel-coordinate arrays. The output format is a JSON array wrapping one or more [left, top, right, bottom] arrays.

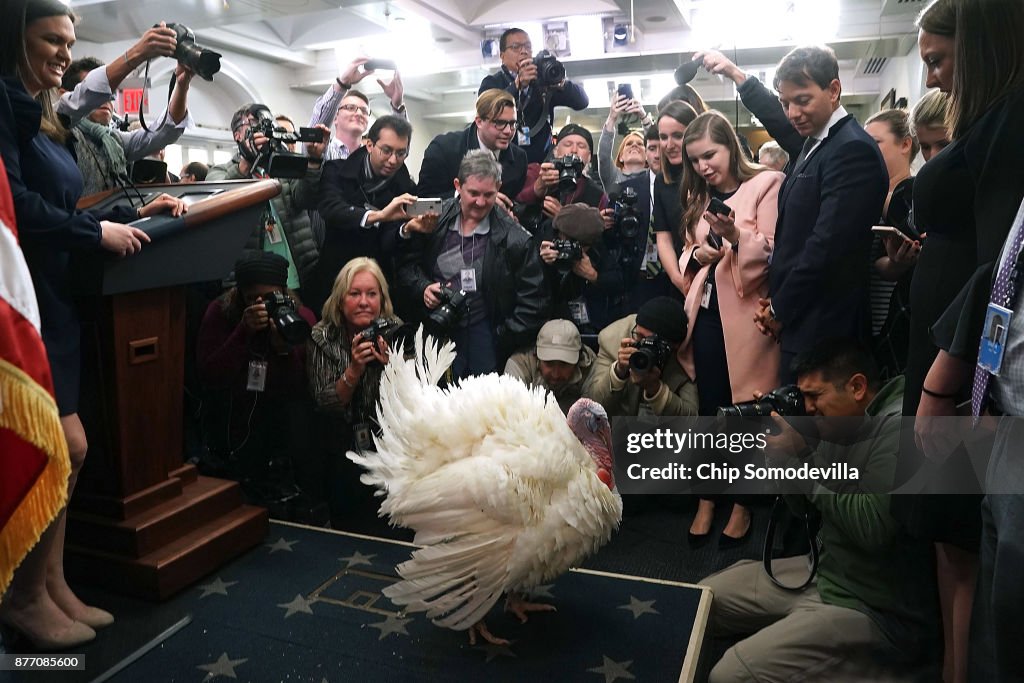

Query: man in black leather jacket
[[397, 149, 548, 378]]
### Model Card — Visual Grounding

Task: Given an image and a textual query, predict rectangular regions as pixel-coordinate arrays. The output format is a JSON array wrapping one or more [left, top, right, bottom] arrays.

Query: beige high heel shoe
[[70, 605, 114, 629], [0, 612, 96, 651]]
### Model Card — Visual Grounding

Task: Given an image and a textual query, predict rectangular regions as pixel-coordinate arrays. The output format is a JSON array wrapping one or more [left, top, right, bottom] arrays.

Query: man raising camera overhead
[[479, 28, 589, 164]]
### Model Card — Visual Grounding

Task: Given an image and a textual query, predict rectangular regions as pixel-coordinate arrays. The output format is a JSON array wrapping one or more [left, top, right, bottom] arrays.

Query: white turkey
[[348, 329, 622, 644]]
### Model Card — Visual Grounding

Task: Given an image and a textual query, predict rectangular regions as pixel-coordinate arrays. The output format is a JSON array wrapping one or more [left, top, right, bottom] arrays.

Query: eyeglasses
[[489, 118, 518, 131], [338, 103, 371, 116], [374, 144, 409, 160], [504, 41, 532, 53], [629, 324, 646, 343]]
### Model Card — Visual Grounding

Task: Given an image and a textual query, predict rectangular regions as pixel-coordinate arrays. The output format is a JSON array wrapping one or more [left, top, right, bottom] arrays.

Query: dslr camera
[[163, 23, 221, 81], [260, 291, 311, 345], [614, 186, 640, 240], [629, 334, 673, 375], [533, 50, 566, 88], [426, 285, 469, 336], [244, 105, 323, 179], [718, 385, 806, 418], [357, 317, 399, 352], [552, 238, 583, 273], [553, 154, 584, 195]]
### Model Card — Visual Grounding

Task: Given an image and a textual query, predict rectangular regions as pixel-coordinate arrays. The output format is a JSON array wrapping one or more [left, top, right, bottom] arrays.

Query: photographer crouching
[[538, 203, 623, 332], [196, 252, 321, 521], [583, 297, 697, 417], [703, 339, 938, 681], [207, 104, 329, 298], [306, 258, 406, 535]]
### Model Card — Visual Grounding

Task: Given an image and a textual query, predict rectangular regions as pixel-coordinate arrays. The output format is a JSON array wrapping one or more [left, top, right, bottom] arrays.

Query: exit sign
[[121, 88, 146, 115]]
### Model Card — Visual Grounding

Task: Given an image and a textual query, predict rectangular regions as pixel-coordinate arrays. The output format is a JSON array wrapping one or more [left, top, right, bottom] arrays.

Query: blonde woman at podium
[[0, 0, 187, 650]]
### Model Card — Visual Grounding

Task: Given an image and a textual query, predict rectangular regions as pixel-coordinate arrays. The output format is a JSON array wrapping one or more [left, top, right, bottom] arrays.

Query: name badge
[[246, 360, 267, 392], [518, 126, 531, 146], [700, 280, 713, 309], [353, 422, 374, 452], [265, 219, 283, 244], [569, 299, 590, 325], [978, 302, 1013, 376], [460, 268, 478, 292], [640, 240, 658, 270]]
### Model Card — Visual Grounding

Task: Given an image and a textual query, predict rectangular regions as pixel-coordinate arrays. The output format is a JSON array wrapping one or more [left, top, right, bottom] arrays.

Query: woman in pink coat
[[675, 111, 784, 547]]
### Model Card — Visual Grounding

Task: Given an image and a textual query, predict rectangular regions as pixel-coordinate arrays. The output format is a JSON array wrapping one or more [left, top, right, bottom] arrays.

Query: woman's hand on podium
[[100, 221, 151, 257], [139, 193, 188, 219]]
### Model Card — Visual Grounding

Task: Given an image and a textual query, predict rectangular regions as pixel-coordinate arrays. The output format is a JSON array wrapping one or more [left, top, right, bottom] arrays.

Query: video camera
[[553, 154, 584, 195], [261, 291, 311, 345], [629, 334, 673, 375], [718, 385, 806, 418], [614, 187, 640, 240], [426, 285, 469, 337], [245, 105, 323, 179], [163, 23, 221, 81], [533, 50, 566, 88]]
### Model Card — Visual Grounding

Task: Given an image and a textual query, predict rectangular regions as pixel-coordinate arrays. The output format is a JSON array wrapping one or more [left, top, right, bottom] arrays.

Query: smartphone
[[407, 198, 443, 217], [363, 59, 397, 72], [616, 83, 634, 101], [871, 225, 911, 240], [707, 197, 732, 217]]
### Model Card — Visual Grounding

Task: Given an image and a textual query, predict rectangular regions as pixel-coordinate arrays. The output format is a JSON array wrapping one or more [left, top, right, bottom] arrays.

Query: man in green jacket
[[703, 339, 937, 682]]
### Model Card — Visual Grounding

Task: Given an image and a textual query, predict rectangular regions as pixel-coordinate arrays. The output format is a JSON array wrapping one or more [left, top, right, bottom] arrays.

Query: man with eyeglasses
[[417, 89, 527, 210], [309, 57, 407, 163], [207, 103, 329, 298], [479, 28, 589, 164], [313, 116, 436, 317], [583, 296, 697, 418]]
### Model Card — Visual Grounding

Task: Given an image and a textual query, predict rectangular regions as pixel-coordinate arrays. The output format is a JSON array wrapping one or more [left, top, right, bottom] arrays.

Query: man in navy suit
[[698, 47, 887, 382]]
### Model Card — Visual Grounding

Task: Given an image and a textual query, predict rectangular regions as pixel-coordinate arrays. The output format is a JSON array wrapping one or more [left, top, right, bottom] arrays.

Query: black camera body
[[615, 186, 641, 240], [261, 291, 311, 345], [533, 50, 566, 88], [427, 285, 469, 336], [244, 106, 313, 179], [163, 23, 221, 81], [553, 239, 583, 262], [357, 317, 398, 351], [553, 154, 584, 194], [718, 385, 806, 418], [629, 334, 673, 374]]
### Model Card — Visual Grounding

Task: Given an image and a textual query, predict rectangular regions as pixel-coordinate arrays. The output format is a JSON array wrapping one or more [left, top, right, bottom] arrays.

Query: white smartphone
[[407, 198, 443, 216], [871, 225, 911, 240]]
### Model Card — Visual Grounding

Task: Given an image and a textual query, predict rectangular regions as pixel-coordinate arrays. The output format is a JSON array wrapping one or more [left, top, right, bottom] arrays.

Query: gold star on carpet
[[368, 614, 411, 640], [618, 596, 659, 619], [197, 652, 248, 680], [339, 550, 375, 568], [278, 593, 315, 618], [266, 537, 298, 553], [587, 655, 635, 683], [198, 577, 238, 598]]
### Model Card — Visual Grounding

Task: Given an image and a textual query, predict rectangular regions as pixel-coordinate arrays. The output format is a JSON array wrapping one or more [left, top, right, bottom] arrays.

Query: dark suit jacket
[[479, 68, 589, 164], [417, 123, 527, 201], [736, 77, 887, 358]]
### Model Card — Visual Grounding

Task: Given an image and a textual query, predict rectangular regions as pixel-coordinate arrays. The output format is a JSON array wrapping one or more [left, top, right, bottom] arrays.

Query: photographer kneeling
[[539, 203, 623, 332], [583, 297, 697, 417], [307, 258, 404, 533], [196, 252, 318, 516], [703, 339, 937, 682]]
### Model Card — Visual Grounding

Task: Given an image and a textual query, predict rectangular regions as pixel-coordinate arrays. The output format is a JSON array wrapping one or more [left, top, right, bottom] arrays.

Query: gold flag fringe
[[0, 358, 70, 598]]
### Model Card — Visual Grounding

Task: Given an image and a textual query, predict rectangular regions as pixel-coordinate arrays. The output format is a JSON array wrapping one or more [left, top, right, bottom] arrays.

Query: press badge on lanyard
[[460, 268, 478, 292], [978, 303, 1012, 375], [247, 360, 267, 392]]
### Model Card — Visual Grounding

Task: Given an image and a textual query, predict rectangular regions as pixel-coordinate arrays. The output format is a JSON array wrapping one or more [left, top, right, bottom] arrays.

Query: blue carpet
[[101, 521, 710, 683]]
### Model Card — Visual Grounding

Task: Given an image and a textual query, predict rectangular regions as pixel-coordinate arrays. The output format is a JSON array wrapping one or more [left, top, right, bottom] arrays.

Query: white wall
[[874, 53, 927, 112]]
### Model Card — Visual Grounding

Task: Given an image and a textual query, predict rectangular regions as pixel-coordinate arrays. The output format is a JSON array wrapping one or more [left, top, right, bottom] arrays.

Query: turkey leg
[[505, 592, 557, 623]]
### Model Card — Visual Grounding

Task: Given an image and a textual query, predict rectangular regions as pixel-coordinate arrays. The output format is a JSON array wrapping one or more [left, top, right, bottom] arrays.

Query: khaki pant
[[704, 558, 908, 683]]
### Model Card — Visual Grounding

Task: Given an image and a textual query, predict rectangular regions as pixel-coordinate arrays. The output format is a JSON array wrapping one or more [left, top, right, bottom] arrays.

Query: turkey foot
[[468, 620, 509, 646], [505, 593, 557, 624]]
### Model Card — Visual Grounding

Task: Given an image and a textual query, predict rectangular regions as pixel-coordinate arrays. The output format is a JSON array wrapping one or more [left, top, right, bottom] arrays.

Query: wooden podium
[[67, 180, 278, 600]]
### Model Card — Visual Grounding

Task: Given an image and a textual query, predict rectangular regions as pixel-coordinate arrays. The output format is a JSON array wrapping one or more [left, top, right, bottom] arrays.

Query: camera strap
[[761, 495, 820, 592]]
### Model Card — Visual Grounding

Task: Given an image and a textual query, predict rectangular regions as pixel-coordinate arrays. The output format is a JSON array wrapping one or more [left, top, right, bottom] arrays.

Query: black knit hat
[[556, 124, 594, 153], [234, 251, 288, 288], [636, 296, 687, 343]]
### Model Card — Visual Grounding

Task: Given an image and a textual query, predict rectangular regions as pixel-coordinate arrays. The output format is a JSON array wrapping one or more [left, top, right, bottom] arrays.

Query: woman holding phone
[[674, 111, 784, 547]]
